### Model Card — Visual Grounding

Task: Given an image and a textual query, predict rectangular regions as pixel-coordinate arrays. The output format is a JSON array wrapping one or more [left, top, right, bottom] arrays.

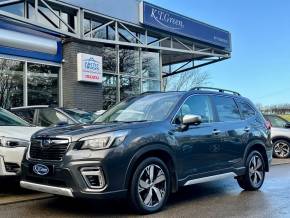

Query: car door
[[211, 95, 247, 169], [173, 94, 223, 177]]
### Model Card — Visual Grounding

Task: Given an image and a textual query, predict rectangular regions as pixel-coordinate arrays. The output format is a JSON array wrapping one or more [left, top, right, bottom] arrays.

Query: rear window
[[213, 96, 241, 122]]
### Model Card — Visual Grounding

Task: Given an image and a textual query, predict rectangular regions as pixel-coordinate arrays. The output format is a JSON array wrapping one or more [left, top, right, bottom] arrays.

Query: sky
[[148, 0, 290, 106]]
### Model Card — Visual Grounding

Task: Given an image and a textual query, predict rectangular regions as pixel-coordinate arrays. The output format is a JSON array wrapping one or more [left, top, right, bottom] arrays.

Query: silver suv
[[264, 115, 290, 158]]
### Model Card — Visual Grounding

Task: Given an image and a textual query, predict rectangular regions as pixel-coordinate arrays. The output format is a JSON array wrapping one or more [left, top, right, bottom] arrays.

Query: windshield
[[265, 115, 288, 128], [0, 108, 30, 126], [95, 93, 182, 123], [63, 108, 96, 124]]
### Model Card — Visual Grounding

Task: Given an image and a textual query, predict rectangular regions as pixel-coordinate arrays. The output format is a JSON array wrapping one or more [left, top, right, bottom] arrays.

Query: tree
[[163, 69, 210, 91]]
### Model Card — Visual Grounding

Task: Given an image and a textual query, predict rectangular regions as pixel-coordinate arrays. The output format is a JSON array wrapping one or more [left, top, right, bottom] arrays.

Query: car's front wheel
[[273, 140, 290, 158], [237, 150, 266, 191], [129, 157, 170, 214]]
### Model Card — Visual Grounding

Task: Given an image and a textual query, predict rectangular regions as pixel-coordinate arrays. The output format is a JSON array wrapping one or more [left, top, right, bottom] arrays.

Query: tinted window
[[213, 96, 241, 122], [0, 108, 29, 126], [13, 109, 35, 124], [237, 102, 256, 119], [174, 95, 213, 124], [37, 109, 71, 127], [266, 116, 287, 128]]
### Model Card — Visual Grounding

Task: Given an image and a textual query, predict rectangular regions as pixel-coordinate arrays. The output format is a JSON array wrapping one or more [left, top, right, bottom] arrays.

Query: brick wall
[[62, 40, 104, 112]]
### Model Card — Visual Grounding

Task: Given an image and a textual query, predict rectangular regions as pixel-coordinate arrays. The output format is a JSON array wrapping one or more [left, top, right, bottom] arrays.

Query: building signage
[[77, 53, 103, 83], [140, 2, 231, 51]]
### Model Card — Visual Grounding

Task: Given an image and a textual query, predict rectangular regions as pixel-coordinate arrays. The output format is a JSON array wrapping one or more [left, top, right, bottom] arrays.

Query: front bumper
[[20, 181, 74, 197], [21, 149, 129, 199], [0, 147, 25, 176]]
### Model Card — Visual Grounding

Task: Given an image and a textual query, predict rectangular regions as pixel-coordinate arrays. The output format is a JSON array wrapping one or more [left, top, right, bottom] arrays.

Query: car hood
[[271, 127, 290, 138], [32, 122, 156, 142], [0, 126, 44, 141]]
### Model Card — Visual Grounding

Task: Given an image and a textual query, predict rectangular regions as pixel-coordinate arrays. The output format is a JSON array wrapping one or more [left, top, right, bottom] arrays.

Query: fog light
[[80, 167, 106, 189]]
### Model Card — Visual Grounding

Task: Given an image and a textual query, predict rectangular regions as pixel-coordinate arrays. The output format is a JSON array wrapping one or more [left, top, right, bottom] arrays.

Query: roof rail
[[191, 87, 241, 96]]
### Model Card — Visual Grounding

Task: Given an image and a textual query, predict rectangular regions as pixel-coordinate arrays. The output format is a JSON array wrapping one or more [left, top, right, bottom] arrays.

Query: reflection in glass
[[103, 47, 117, 74], [120, 76, 140, 100], [142, 51, 160, 79], [1, 2, 24, 17], [27, 63, 59, 106], [142, 80, 161, 92], [0, 59, 24, 109], [119, 48, 139, 77], [103, 74, 117, 110]]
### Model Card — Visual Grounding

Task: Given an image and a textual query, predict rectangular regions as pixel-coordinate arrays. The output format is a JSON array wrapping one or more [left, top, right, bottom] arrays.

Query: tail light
[[265, 120, 272, 130]]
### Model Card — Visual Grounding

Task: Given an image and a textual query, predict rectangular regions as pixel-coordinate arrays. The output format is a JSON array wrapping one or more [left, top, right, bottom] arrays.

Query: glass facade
[[101, 45, 161, 110], [0, 57, 60, 109], [27, 63, 59, 106], [0, 59, 24, 109]]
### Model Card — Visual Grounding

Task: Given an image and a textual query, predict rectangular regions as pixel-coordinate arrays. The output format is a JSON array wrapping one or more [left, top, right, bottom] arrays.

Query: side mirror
[[182, 114, 202, 126]]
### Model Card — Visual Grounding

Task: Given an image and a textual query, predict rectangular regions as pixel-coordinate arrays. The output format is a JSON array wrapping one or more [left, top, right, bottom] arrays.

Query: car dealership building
[[0, 0, 231, 111]]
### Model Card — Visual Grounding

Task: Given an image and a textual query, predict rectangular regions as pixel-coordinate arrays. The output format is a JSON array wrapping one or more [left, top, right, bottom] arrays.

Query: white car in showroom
[[0, 108, 42, 177]]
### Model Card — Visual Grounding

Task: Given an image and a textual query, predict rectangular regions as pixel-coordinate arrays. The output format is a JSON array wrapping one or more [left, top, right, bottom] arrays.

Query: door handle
[[244, 127, 251, 132], [212, 129, 221, 135]]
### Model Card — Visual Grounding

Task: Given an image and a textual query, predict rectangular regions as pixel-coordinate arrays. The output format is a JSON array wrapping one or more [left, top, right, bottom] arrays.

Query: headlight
[[79, 130, 129, 151], [0, 136, 30, 148]]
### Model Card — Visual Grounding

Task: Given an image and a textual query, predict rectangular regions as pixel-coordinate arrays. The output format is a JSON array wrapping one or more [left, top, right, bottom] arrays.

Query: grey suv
[[264, 114, 290, 158], [20, 88, 272, 214]]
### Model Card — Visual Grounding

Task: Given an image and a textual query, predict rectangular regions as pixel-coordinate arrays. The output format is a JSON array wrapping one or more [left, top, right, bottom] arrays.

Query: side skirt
[[183, 172, 238, 186]]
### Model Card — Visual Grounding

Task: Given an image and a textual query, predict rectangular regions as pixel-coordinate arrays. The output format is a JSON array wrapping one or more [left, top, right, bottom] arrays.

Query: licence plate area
[[29, 163, 54, 177]]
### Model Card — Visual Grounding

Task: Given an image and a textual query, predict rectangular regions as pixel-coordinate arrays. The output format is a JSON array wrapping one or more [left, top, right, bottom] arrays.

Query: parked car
[[264, 114, 290, 158], [11, 106, 97, 127], [20, 88, 272, 214], [0, 108, 42, 177]]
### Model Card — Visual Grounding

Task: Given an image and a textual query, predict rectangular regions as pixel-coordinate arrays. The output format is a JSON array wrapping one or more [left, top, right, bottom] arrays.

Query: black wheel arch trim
[[272, 137, 290, 144], [124, 143, 178, 193], [243, 140, 270, 172]]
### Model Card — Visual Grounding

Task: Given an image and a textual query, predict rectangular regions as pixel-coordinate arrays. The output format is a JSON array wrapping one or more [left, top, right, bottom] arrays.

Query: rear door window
[[213, 96, 241, 122]]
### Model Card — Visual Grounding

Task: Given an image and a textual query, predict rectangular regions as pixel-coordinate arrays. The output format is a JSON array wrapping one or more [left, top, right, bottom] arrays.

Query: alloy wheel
[[249, 155, 264, 187], [138, 164, 167, 208], [274, 142, 290, 158]]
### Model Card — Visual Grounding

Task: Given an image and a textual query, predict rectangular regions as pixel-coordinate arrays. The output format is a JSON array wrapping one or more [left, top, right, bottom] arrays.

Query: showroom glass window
[[103, 46, 117, 109], [142, 51, 160, 92], [0, 58, 24, 109], [119, 47, 141, 100], [27, 63, 59, 106]]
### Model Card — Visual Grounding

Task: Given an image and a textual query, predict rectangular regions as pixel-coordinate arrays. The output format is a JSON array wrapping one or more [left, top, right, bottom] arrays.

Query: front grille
[[29, 138, 69, 161]]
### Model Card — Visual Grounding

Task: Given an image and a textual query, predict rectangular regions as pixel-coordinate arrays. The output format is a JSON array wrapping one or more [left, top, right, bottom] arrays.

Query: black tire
[[273, 140, 290, 159], [237, 150, 266, 191], [129, 157, 171, 214]]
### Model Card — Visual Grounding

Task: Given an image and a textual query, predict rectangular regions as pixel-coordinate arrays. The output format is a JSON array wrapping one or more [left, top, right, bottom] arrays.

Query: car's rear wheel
[[129, 157, 170, 214], [273, 140, 290, 158], [237, 150, 266, 191]]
